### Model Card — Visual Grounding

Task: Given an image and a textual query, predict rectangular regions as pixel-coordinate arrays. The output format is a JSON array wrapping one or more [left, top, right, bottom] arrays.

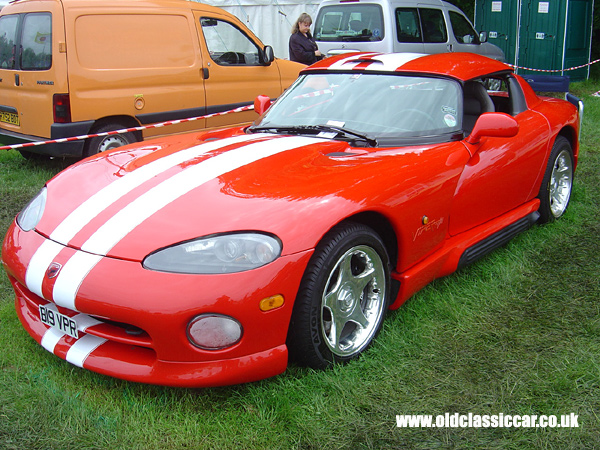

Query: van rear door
[[314, 3, 388, 56], [0, 1, 68, 140]]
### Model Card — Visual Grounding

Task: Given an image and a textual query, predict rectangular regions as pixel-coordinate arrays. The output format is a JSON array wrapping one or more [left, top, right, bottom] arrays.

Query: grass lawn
[[1, 81, 599, 449]]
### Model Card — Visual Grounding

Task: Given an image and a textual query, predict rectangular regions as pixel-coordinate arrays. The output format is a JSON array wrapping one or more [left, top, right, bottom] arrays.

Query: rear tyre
[[537, 136, 574, 223], [287, 222, 390, 369], [83, 123, 138, 157]]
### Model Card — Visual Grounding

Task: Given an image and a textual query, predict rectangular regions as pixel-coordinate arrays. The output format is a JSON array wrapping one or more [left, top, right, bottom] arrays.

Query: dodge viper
[[2, 52, 582, 387]]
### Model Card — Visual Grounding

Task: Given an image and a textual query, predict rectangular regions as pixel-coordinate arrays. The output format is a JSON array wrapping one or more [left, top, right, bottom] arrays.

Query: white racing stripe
[[26, 239, 65, 299], [53, 252, 103, 310], [82, 136, 315, 254], [327, 52, 381, 71], [50, 135, 319, 310], [41, 326, 64, 353], [364, 53, 425, 71], [66, 334, 108, 368], [24, 134, 263, 303], [326, 52, 424, 72]]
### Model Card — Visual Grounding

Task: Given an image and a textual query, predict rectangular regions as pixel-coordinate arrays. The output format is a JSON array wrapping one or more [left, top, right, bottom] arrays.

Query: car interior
[[462, 74, 530, 135]]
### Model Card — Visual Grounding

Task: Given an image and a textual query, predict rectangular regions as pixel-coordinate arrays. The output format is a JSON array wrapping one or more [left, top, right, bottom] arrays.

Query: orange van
[[0, 0, 302, 157]]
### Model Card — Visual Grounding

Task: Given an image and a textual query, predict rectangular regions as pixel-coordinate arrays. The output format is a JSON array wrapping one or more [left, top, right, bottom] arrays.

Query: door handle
[[14, 73, 19, 86], [202, 68, 209, 80]]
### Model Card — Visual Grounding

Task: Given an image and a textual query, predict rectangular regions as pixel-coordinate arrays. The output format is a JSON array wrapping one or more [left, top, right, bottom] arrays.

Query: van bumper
[[0, 121, 94, 157]]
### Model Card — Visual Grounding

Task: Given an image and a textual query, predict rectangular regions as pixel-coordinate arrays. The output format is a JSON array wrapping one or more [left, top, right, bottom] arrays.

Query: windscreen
[[256, 73, 462, 139]]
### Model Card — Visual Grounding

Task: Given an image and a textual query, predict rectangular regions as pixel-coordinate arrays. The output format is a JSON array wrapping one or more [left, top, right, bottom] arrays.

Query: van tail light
[[53, 94, 72, 123]]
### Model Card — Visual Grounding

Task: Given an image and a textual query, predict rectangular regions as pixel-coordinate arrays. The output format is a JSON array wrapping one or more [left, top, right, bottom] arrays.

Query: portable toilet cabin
[[475, 0, 593, 81]]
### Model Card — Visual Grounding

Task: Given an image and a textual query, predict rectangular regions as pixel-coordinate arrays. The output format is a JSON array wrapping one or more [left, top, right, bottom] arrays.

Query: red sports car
[[2, 52, 582, 387]]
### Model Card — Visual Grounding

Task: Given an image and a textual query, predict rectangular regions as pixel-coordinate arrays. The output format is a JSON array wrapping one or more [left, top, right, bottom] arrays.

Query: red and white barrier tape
[[3, 57, 599, 153], [509, 58, 600, 73], [0, 104, 254, 151]]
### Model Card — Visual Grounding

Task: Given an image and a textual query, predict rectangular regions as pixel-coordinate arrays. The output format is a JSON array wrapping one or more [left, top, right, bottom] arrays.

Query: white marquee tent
[[199, 0, 320, 59]]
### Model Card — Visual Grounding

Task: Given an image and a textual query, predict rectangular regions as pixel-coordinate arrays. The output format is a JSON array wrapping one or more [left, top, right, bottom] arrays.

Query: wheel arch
[[556, 125, 578, 166], [90, 115, 143, 142], [333, 211, 401, 302], [342, 211, 398, 266]]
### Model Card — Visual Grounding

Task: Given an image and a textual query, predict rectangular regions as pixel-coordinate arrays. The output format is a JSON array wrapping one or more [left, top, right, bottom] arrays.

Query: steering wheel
[[217, 52, 241, 65]]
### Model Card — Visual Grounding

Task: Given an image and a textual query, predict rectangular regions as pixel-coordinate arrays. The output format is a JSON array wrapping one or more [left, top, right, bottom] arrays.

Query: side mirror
[[260, 45, 275, 66], [465, 112, 519, 145], [479, 31, 488, 43], [254, 95, 272, 116]]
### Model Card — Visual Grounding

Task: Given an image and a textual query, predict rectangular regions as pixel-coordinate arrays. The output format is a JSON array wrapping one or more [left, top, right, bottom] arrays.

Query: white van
[[314, 0, 504, 61]]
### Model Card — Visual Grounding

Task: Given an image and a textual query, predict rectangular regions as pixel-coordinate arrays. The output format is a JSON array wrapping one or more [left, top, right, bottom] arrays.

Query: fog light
[[187, 314, 242, 350]]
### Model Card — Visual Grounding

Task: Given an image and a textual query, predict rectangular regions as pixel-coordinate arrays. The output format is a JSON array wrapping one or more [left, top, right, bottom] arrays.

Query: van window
[[0, 15, 18, 69], [314, 5, 384, 42], [420, 9, 447, 43], [396, 8, 421, 43], [0, 13, 52, 70], [201, 18, 261, 65], [21, 13, 52, 70], [396, 8, 447, 44], [449, 11, 479, 44]]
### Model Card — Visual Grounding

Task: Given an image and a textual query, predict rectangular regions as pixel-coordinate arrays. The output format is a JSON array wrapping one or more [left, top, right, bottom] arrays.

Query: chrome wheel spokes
[[549, 149, 573, 218], [321, 245, 386, 357]]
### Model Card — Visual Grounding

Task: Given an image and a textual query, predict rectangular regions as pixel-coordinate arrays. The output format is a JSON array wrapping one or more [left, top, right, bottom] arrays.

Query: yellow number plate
[[0, 111, 20, 126]]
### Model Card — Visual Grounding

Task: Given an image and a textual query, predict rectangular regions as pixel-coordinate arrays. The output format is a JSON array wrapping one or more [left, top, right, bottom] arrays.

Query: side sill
[[457, 211, 540, 270]]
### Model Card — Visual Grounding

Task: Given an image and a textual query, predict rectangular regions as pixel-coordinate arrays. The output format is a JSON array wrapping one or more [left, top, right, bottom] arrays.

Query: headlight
[[16, 187, 47, 231], [187, 314, 242, 350], [143, 232, 282, 274]]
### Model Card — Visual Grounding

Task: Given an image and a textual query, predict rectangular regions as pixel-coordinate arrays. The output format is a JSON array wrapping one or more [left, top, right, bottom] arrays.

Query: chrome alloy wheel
[[549, 148, 573, 218], [321, 245, 387, 357]]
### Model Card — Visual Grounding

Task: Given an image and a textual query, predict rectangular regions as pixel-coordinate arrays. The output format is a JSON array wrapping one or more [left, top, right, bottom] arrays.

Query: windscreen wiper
[[249, 125, 377, 147]]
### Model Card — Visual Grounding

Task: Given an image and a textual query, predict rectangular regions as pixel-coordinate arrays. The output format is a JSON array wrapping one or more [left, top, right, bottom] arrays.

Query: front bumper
[[2, 222, 313, 387]]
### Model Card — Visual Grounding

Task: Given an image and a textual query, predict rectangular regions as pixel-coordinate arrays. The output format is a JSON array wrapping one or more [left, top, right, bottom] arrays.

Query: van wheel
[[83, 123, 138, 157]]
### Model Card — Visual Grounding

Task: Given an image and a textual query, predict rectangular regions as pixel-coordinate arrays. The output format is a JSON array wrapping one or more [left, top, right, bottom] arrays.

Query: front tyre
[[287, 223, 390, 369], [537, 136, 574, 223]]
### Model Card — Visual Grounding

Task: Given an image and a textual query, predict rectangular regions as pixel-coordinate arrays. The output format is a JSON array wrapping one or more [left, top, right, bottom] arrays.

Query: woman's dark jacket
[[289, 32, 319, 65]]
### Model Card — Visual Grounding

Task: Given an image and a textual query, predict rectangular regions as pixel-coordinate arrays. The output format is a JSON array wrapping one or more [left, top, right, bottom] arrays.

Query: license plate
[[0, 111, 19, 126], [39, 304, 79, 339]]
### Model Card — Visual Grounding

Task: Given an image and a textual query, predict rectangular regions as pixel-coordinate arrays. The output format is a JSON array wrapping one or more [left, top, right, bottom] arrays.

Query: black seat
[[463, 81, 495, 133]]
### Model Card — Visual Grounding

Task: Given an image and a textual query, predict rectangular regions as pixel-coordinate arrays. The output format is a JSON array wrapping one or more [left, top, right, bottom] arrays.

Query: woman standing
[[289, 13, 322, 65]]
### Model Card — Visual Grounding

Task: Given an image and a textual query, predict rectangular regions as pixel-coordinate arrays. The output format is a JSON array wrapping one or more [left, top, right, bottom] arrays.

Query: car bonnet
[[33, 131, 366, 261]]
